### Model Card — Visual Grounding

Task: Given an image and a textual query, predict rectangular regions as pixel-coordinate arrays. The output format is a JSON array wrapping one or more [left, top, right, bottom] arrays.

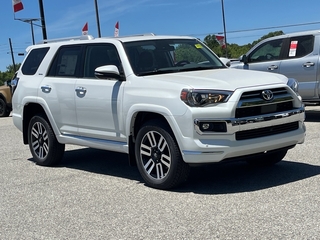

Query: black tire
[[135, 120, 190, 190], [0, 98, 10, 117], [28, 115, 65, 166], [246, 149, 287, 167]]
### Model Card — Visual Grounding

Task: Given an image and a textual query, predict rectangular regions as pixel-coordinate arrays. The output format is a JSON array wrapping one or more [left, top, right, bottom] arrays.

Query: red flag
[[82, 22, 88, 35], [114, 21, 119, 37], [13, 0, 24, 13], [216, 35, 226, 49]]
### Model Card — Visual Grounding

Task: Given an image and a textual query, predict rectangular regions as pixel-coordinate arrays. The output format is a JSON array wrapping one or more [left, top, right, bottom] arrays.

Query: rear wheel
[[28, 115, 65, 166], [135, 120, 190, 190], [0, 98, 10, 117], [246, 149, 287, 167]]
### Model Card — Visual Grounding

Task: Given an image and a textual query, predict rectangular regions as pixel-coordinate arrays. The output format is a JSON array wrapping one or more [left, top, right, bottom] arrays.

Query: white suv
[[12, 34, 306, 189]]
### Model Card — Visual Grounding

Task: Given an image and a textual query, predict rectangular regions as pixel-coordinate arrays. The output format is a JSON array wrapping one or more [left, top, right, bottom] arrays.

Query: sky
[[1, 0, 320, 72]]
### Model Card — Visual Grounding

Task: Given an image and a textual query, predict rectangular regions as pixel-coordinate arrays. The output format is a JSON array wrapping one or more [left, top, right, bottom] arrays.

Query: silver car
[[230, 30, 320, 103]]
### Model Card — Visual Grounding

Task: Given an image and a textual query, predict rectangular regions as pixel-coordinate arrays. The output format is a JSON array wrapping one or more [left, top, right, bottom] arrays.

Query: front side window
[[21, 47, 49, 75], [123, 38, 225, 76], [249, 39, 283, 63], [47, 46, 82, 77], [83, 44, 121, 78]]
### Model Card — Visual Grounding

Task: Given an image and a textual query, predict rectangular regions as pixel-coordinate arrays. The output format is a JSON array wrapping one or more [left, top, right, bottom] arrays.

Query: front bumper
[[180, 107, 306, 163]]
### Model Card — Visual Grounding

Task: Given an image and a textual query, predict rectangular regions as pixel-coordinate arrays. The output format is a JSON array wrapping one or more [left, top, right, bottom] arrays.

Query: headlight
[[287, 78, 299, 93], [180, 89, 233, 107]]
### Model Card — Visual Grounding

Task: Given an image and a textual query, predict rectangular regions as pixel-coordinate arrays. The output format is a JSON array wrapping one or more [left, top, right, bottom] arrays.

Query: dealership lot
[[1, 106, 319, 239]]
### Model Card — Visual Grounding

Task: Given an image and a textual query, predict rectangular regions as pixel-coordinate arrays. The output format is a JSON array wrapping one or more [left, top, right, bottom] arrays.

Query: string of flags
[[13, 1, 120, 39]]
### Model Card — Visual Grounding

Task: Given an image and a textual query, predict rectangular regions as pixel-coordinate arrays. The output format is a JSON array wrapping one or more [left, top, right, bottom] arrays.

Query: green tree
[[0, 63, 20, 85], [203, 31, 285, 59], [251, 31, 284, 46]]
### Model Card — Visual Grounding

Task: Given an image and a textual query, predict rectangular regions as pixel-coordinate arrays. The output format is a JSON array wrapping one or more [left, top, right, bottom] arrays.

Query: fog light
[[201, 123, 211, 130], [199, 122, 227, 133]]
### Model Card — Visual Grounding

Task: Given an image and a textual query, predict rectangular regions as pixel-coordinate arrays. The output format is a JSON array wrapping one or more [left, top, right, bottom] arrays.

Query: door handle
[[267, 65, 278, 71], [303, 62, 315, 68], [75, 86, 87, 95], [41, 85, 52, 93]]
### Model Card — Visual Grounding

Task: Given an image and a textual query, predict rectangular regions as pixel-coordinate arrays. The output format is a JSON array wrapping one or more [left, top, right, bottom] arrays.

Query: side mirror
[[219, 57, 231, 67], [239, 55, 248, 64], [94, 65, 124, 81]]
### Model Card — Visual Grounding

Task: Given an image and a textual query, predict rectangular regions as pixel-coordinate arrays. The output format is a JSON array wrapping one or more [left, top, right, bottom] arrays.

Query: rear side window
[[21, 47, 49, 75], [48, 45, 82, 77], [287, 35, 314, 58]]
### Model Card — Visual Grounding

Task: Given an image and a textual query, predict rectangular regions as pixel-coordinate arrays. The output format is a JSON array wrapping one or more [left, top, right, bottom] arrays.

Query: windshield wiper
[[137, 65, 225, 76], [177, 65, 223, 72], [137, 68, 179, 76]]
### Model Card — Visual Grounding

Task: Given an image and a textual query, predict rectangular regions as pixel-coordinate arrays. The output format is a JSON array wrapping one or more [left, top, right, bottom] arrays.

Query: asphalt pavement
[[1, 106, 319, 239]]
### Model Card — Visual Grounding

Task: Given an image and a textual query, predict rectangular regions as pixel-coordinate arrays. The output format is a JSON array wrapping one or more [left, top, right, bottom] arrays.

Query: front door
[[75, 44, 126, 142]]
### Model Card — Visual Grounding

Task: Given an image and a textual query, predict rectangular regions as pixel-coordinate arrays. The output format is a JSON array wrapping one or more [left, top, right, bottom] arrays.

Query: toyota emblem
[[261, 90, 274, 101]]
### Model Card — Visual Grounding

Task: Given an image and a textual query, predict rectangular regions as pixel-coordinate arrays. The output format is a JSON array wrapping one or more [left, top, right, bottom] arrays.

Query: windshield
[[123, 38, 226, 76]]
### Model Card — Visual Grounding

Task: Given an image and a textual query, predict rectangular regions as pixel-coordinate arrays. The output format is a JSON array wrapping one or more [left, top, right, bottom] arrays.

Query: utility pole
[[221, 0, 228, 57], [38, 0, 47, 40], [94, 0, 101, 37], [9, 38, 16, 72]]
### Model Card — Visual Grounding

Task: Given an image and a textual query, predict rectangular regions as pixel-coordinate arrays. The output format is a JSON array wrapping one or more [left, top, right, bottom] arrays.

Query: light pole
[[14, 0, 47, 43], [38, 0, 47, 40], [221, 0, 228, 57], [94, 0, 101, 37], [14, 18, 41, 45]]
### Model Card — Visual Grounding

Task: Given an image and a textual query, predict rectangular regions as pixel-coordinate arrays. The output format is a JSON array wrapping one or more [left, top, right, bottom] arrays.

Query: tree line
[[0, 31, 284, 86], [203, 30, 284, 58], [0, 64, 20, 86]]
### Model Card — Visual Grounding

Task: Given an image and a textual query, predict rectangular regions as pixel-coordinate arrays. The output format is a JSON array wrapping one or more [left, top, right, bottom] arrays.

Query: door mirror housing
[[239, 54, 248, 64], [94, 65, 124, 81]]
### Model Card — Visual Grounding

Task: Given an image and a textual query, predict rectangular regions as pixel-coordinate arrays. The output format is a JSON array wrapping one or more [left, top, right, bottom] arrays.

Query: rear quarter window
[[21, 47, 50, 75]]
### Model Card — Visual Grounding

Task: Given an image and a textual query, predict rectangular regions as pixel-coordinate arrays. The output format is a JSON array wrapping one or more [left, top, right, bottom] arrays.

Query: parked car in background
[[0, 80, 13, 117], [230, 30, 320, 103]]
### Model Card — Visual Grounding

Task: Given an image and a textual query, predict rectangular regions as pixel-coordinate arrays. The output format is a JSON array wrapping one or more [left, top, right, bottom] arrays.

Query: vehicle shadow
[[39, 147, 320, 195], [178, 160, 320, 194], [305, 109, 320, 122], [58, 148, 142, 182]]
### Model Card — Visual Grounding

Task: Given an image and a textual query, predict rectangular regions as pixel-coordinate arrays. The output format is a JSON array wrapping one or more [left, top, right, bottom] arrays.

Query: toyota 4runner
[[12, 34, 306, 189]]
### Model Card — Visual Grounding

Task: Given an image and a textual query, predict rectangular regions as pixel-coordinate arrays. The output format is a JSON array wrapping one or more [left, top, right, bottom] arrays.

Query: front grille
[[236, 101, 293, 118], [236, 121, 299, 140], [236, 87, 294, 118]]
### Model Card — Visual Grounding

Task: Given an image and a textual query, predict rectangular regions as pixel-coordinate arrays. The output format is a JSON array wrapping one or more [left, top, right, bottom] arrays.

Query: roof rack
[[37, 35, 94, 44], [110, 33, 156, 38]]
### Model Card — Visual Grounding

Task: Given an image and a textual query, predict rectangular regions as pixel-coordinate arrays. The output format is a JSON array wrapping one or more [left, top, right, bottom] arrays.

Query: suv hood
[[144, 68, 288, 91]]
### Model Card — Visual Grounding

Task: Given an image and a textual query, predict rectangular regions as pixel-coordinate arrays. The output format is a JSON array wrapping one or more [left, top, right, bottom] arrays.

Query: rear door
[[43, 45, 83, 135], [278, 35, 318, 100]]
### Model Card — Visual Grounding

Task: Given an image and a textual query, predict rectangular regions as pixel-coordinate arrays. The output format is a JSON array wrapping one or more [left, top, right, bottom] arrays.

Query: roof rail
[[37, 35, 95, 44], [111, 33, 156, 38]]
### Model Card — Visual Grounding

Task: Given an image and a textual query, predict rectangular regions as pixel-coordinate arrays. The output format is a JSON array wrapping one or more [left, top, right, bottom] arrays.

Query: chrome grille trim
[[194, 107, 305, 135]]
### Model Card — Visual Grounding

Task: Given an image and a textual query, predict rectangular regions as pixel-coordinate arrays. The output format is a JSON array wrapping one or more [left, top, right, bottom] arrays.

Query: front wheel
[[0, 98, 10, 117], [28, 115, 65, 166], [135, 120, 190, 190], [246, 149, 287, 167]]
